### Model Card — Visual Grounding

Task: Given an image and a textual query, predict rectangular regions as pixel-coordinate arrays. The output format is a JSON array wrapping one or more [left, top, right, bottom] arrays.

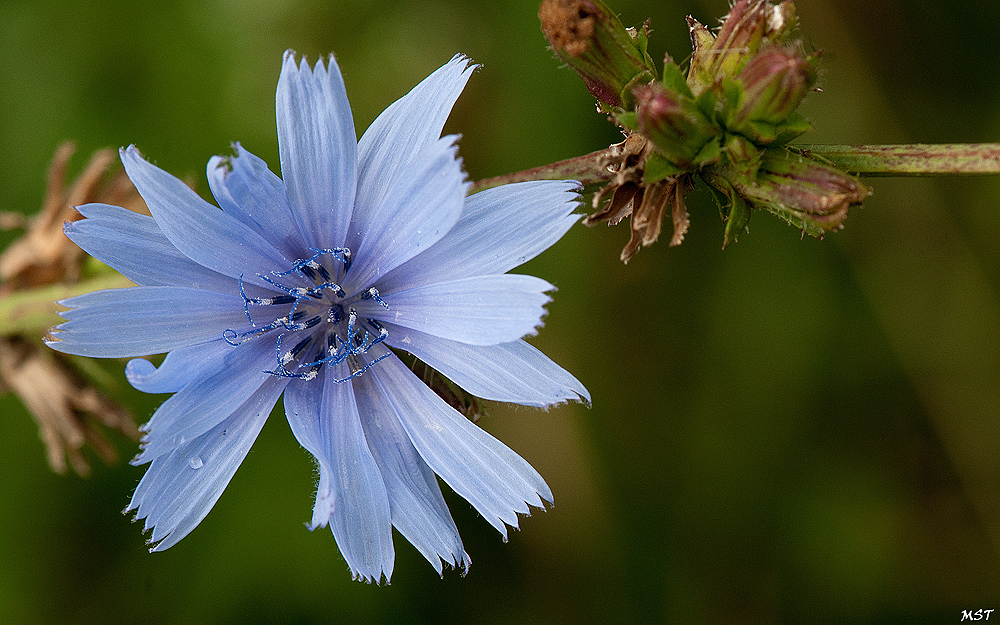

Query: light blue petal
[[46, 287, 249, 358], [367, 345, 551, 540], [125, 338, 235, 394], [356, 274, 553, 345], [342, 136, 468, 296], [350, 55, 476, 252], [276, 51, 358, 252], [127, 375, 286, 551], [134, 338, 277, 463], [121, 146, 290, 289], [66, 204, 240, 293], [382, 323, 590, 406], [351, 358, 469, 574], [206, 143, 304, 260], [284, 367, 394, 584], [377, 180, 582, 294]]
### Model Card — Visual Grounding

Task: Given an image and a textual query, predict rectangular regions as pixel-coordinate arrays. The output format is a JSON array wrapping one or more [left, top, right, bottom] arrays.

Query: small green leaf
[[644, 151, 684, 183], [616, 111, 638, 131], [704, 172, 751, 248], [693, 86, 719, 122], [661, 62, 693, 99], [773, 113, 813, 145], [692, 139, 722, 167], [723, 192, 751, 247], [746, 119, 779, 143]]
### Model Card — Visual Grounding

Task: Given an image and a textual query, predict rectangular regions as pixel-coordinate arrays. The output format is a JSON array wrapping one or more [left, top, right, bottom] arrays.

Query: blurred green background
[[3, 0, 1000, 623]]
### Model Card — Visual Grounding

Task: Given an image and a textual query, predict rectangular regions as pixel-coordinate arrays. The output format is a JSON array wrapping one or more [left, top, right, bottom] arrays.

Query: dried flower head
[[540, 0, 656, 108], [0, 143, 141, 475], [583, 134, 694, 262]]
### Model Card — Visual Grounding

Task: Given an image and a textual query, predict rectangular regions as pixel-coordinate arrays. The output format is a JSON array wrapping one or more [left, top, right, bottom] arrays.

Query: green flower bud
[[634, 82, 719, 170], [737, 46, 815, 125], [712, 148, 871, 237], [539, 0, 657, 109]]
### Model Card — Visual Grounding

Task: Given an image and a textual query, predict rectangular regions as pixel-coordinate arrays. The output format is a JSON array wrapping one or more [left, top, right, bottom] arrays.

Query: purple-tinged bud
[[540, 0, 657, 109], [715, 148, 871, 237], [634, 82, 719, 170], [686, 0, 800, 96], [736, 46, 816, 127]]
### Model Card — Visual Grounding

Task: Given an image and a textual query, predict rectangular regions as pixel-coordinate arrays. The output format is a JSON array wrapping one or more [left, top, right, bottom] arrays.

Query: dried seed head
[[540, 0, 657, 108]]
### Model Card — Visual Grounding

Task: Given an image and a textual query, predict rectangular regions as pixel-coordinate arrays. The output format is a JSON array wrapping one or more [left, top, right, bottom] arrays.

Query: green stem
[[783, 144, 1000, 176], [0, 273, 134, 338], [470, 143, 1000, 192]]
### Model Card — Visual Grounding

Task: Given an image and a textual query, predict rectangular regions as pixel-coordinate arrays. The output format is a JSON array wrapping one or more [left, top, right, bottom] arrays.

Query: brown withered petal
[[621, 177, 673, 262], [0, 143, 146, 289], [584, 181, 642, 227], [669, 176, 694, 247], [584, 135, 697, 262], [0, 142, 144, 475], [585, 135, 649, 225]]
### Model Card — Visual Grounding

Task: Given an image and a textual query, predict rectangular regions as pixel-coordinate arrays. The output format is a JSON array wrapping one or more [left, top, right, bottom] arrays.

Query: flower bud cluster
[[540, 0, 870, 259]]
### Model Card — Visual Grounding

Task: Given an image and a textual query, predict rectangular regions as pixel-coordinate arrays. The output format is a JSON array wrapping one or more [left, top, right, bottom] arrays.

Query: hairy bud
[[634, 82, 719, 170], [687, 0, 798, 95], [717, 148, 872, 237]]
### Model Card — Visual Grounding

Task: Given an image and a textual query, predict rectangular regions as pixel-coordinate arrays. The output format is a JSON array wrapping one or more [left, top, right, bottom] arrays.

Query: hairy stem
[[794, 144, 1000, 176], [469, 148, 617, 194], [469, 143, 1000, 193]]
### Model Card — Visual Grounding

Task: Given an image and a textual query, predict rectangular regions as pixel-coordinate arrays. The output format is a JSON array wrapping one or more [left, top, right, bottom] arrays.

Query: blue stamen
[[272, 247, 351, 278], [300, 263, 319, 282], [260, 274, 299, 296], [238, 276, 255, 324], [223, 328, 240, 346], [301, 316, 322, 330], [314, 262, 333, 282], [226, 247, 389, 384], [331, 351, 392, 383], [312, 281, 347, 298], [363, 287, 389, 310]]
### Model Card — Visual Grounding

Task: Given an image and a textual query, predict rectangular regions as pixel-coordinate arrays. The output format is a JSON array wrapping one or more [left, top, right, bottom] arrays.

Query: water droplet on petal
[[188, 457, 203, 470], [174, 435, 187, 445]]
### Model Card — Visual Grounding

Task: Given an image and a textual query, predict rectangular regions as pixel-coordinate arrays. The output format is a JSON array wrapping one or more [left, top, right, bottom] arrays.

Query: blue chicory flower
[[46, 51, 589, 583]]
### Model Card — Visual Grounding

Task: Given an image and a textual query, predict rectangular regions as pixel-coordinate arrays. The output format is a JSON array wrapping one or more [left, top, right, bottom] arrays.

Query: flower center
[[222, 247, 390, 382]]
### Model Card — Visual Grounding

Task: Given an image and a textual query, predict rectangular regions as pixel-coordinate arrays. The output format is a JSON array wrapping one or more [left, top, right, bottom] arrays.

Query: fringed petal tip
[[448, 52, 480, 73], [41, 336, 62, 351], [435, 552, 472, 579], [119, 504, 159, 549], [119, 144, 143, 166], [487, 491, 555, 544], [351, 568, 391, 586], [305, 515, 329, 532], [281, 48, 339, 74], [535, 385, 592, 410]]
